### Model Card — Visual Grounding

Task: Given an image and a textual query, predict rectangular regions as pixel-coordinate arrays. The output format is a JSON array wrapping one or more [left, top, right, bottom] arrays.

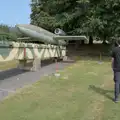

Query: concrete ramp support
[[18, 58, 41, 71]]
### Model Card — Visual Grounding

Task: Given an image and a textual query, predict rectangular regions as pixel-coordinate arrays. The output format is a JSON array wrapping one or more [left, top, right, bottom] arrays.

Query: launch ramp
[[0, 40, 66, 71]]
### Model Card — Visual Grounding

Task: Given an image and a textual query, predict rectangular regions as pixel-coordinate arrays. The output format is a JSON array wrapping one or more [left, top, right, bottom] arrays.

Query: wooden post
[[55, 58, 58, 72], [100, 52, 101, 61], [98, 52, 103, 64], [24, 47, 26, 59]]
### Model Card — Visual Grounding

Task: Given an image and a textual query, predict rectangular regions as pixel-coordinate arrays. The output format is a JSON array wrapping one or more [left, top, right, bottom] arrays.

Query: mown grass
[[0, 58, 118, 120], [0, 60, 18, 70]]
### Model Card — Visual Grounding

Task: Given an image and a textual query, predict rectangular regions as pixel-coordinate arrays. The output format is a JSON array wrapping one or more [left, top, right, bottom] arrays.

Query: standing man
[[111, 39, 120, 103]]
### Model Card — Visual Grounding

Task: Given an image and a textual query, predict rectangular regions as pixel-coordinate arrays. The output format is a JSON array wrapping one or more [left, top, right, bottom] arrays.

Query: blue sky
[[0, 0, 31, 26]]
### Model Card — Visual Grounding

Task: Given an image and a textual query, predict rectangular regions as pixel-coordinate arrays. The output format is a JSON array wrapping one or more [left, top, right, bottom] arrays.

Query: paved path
[[0, 61, 74, 100]]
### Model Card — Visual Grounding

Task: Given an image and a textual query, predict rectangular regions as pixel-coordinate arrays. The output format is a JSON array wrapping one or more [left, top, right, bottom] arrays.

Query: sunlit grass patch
[[0, 58, 117, 120]]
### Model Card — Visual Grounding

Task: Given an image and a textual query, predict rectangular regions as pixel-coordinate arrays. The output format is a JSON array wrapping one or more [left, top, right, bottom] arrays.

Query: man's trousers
[[114, 71, 120, 99]]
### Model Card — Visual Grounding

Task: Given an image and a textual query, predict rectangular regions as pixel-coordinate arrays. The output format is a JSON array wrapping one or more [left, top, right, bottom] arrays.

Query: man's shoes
[[113, 98, 120, 103]]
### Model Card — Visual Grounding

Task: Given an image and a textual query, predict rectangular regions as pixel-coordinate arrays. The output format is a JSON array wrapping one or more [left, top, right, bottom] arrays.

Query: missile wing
[[54, 28, 88, 41], [53, 35, 87, 40]]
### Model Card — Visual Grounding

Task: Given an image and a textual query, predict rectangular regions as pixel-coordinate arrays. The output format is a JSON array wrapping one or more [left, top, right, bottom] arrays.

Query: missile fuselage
[[16, 24, 66, 45]]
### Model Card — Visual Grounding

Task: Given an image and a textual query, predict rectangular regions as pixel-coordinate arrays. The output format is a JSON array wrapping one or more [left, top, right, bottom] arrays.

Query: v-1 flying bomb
[[15, 24, 88, 45]]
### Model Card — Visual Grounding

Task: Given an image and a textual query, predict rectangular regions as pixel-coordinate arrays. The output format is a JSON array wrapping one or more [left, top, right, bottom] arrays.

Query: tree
[[30, 0, 120, 44], [30, 0, 89, 34], [81, 0, 120, 44], [0, 24, 22, 41]]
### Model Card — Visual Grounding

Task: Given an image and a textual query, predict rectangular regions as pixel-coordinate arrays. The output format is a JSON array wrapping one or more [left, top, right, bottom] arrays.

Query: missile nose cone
[[16, 24, 22, 27], [16, 24, 28, 29], [15, 24, 22, 31], [15, 24, 19, 28], [15, 24, 23, 30], [15, 24, 28, 35]]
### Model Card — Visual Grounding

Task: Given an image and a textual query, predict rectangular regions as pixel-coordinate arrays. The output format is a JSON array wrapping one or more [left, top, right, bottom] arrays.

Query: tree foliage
[[0, 24, 21, 41], [30, 0, 120, 43]]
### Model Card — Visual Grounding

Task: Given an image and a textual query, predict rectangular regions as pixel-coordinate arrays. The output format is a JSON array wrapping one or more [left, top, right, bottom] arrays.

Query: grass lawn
[[0, 60, 18, 70], [0, 57, 119, 120]]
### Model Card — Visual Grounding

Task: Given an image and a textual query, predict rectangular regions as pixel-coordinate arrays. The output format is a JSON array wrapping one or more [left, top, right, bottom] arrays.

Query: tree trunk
[[81, 40, 85, 45], [102, 36, 107, 45], [89, 36, 93, 45], [102, 39, 107, 45]]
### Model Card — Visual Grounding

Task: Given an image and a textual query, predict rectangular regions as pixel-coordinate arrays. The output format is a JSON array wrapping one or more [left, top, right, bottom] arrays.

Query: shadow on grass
[[89, 85, 113, 100], [41, 58, 76, 66], [0, 68, 29, 80], [0, 59, 74, 80], [0, 59, 55, 80]]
